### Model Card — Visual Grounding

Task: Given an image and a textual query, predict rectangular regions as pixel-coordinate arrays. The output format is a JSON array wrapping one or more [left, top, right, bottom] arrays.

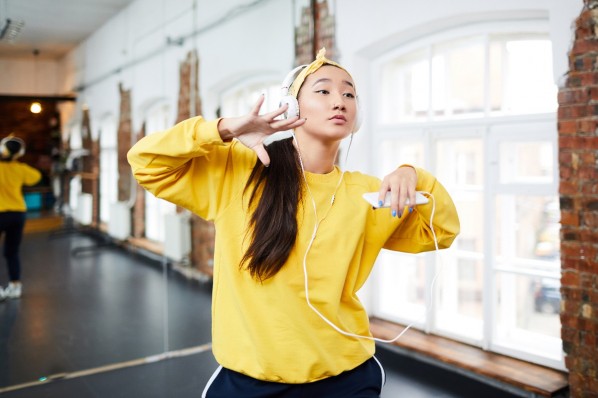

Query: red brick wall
[[80, 108, 101, 225], [132, 123, 145, 238], [295, 0, 337, 66], [174, 50, 215, 276], [558, 2, 598, 396], [117, 83, 133, 203]]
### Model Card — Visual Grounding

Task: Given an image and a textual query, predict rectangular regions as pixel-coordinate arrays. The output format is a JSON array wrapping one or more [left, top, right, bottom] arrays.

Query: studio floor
[[0, 222, 518, 397]]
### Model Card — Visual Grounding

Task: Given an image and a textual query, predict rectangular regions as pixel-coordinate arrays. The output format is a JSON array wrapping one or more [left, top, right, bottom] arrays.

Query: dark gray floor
[[0, 228, 518, 397]]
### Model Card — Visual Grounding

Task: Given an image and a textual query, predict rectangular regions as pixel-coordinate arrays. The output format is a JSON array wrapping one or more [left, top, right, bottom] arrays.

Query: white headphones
[[279, 64, 362, 133], [0, 136, 25, 160]]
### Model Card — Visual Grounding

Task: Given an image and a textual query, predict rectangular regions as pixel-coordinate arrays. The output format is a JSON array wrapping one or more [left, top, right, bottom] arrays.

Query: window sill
[[369, 317, 568, 397]]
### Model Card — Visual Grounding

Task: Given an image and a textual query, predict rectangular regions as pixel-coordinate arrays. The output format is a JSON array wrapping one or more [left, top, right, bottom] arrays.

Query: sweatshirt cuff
[[196, 117, 226, 145]]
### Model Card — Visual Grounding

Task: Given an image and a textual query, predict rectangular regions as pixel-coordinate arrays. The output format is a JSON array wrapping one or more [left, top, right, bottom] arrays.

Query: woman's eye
[[315, 89, 329, 95], [344, 93, 355, 99]]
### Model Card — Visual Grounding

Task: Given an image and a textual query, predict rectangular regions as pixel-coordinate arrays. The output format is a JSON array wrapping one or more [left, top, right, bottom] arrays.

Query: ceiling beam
[[0, 94, 77, 102]]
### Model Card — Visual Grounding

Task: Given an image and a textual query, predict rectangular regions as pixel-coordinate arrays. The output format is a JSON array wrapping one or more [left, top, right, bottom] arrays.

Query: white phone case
[[362, 191, 429, 208]]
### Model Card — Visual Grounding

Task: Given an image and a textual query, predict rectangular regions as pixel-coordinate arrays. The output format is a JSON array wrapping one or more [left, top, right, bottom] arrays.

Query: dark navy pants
[[202, 356, 386, 398], [0, 212, 26, 281]]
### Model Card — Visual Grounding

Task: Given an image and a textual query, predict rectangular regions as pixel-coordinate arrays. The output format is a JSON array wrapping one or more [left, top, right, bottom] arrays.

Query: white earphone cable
[[295, 133, 442, 343]]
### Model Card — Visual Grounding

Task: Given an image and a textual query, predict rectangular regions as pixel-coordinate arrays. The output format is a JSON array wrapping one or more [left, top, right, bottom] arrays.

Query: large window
[[98, 115, 118, 224], [371, 25, 562, 369], [221, 79, 281, 116], [144, 102, 175, 242]]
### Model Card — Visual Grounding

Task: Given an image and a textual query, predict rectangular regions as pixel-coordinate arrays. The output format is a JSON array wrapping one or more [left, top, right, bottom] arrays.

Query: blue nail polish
[[409, 207, 413, 213], [378, 200, 384, 207], [392, 210, 397, 217]]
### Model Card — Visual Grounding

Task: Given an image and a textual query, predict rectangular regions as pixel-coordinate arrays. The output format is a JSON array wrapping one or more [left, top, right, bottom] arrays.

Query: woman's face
[[296, 65, 357, 142]]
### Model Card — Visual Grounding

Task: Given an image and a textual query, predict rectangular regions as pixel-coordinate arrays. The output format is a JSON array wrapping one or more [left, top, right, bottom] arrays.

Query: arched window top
[[142, 99, 171, 136], [374, 20, 557, 123], [220, 74, 281, 118]]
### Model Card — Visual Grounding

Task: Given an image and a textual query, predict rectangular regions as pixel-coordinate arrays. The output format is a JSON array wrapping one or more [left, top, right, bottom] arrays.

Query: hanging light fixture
[[0, 0, 25, 43], [0, 18, 24, 43], [30, 49, 42, 114]]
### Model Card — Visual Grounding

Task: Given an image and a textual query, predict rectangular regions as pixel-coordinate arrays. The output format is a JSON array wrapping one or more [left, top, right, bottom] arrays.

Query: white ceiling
[[0, 0, 136, 59]]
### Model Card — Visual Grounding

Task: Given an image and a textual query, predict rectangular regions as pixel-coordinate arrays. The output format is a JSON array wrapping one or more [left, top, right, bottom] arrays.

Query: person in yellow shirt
[[0, 136, 42, 301], [128, 49, 460, 397]]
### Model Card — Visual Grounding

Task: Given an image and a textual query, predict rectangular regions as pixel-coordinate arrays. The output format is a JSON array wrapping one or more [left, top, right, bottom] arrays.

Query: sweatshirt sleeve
[[127, 116, 252, 220], [21, 164, 42, 186], [383, 167, 460, 253]]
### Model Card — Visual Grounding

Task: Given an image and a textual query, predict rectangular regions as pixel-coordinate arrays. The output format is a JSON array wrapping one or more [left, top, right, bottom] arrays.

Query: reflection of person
[[0, 136, 42, 301], [128, 49, 460, 397]]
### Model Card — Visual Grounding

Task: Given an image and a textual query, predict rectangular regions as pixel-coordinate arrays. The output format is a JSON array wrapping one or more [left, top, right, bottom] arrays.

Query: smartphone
[[362, 191, 429, 208]]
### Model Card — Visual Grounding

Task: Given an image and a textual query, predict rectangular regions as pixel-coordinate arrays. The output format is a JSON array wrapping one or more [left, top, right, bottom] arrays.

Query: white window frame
[[68, 123, 83, 213], [220, 73, 281, 117], [142, 100, 176, 243], [368, 20, 564, 370], [98, 114, 118, 224]]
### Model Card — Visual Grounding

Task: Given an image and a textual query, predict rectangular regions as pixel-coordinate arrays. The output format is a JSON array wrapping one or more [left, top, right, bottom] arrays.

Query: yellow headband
[[289, 48, 354, 98]]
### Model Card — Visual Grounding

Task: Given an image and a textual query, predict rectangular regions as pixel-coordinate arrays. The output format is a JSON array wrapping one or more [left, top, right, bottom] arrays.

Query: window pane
[[495, 195, 560, 264], [380, 50, 429, 123], [144, 104, 174, 242], [495, 272, 562, 361], [222, 82, 280, 117], [145, 195, 175, 242], [499, 141, 554, 184], [435, 252, 483, 340], [99, 117, 118, 223], [435, 138, 484, 187], [492, 38, 557, 114], [432, 38, 485, 117], [434, 137, 484, 339], [489, 41, 503, 112], [376, 251, 426, 322], [100, 150, 118, 223], [379, 139, 424, 175], [434, 137, 484, 281]]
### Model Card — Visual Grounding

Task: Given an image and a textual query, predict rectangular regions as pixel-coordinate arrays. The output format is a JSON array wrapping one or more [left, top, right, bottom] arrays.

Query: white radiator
[[74, 193, 93, 226], [163, 212, 191, 262], [108, 202, 131, 241]]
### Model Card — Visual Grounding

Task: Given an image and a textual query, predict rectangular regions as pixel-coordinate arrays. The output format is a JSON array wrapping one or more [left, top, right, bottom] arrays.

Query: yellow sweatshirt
[[0, 161, 42, 212], [128, 116, 460, 383]]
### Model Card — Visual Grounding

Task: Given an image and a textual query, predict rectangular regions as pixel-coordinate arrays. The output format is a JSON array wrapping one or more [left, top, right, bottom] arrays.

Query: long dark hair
[[241, 138, 302, 281]]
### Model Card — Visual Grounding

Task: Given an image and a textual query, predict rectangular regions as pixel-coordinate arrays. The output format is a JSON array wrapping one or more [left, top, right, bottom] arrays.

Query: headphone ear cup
[[0, 142, 8, 158], [0, 137, 25, 159], [280, 95, 300, 120], [14, 146, 25, 159]]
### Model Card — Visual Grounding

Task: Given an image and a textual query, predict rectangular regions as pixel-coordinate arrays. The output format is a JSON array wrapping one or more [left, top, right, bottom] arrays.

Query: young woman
[[128, 49, 460, 397], [0, 136, 42, 301]]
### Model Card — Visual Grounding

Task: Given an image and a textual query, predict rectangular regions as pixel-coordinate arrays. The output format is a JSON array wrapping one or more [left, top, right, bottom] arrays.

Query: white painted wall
[[0, 57, 60, 94], [0, 0, 582, 162], [60, 0, 294, 135]]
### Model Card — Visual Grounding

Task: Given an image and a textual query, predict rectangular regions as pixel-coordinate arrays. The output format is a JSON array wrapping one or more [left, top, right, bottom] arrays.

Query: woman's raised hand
[[378, 166, 418, 218], [217, 94, 306, 166]]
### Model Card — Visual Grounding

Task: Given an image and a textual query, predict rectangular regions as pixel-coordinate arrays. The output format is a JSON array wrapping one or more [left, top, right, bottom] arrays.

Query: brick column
[[80, 107, 100, 225], [558, 1, 598, 396], [294, 0, 337, 66], [174, 50, 214, 276], [132, 122, 145, 238], [117, 83, 133, 203]]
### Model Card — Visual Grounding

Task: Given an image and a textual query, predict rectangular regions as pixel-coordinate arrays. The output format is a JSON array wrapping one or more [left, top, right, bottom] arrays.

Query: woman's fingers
[[251, 94, 266, 115], [379, 167, 417, 217], [253, 144, 271, 167], [262, 102, 289, 120], [268, 116, 305, 131]]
